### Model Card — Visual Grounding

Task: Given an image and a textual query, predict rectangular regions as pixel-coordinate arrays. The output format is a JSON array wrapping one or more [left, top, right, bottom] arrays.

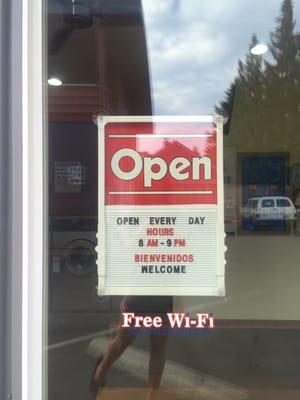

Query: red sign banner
[[105, 121, 217, 206]]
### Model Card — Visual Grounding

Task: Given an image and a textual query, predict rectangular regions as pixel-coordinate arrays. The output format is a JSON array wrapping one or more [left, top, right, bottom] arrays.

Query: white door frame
[[22, 0, 45, 399]]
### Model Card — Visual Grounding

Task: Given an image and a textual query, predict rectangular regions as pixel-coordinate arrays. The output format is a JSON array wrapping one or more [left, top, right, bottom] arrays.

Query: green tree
[[268, 0, 297, 76], [217, 0, 300, 148], [215, 81, 237, 135], [216, 34, 265, 144], [264, 0, 300, 146]]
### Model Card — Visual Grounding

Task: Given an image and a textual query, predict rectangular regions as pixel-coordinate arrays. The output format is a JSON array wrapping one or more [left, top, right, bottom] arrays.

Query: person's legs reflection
[[92, 296, 172, 398], [147, 333, 169, 400], [93, 323, 137, 397], [92, 322, 169, 399]]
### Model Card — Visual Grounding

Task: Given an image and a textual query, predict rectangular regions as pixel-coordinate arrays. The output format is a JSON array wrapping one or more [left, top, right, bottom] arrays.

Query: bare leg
[[147, 333, 169, 400], [93, 324, 138, 395]]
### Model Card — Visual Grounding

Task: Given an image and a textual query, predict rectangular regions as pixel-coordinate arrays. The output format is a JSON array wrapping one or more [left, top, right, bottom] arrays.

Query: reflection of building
[[224, 147, 237, 234], [48, 0, 152, 312], [223, 92, 300, 232], [155, 139, 212, 190]]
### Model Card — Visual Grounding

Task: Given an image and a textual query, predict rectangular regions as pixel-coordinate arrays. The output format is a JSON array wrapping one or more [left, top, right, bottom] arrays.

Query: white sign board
[[97, 116, 225, 296]]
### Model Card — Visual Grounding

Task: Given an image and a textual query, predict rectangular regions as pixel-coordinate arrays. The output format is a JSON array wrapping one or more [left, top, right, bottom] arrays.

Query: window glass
[[277, 198, 291, 207], [46, 1, 300, 399], [262, 199, 275, 207]]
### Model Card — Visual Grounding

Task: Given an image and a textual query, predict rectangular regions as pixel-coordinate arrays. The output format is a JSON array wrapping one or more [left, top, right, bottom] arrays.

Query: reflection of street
[[48, 316, 300, 400], [184, 235, 300, 319], [87, 335, 247, 400], [48, 234, 300, 400]]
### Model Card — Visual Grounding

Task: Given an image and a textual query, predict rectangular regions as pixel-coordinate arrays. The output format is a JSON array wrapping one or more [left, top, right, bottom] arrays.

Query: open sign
[[104, 118, 218, 206], [111, 148, 212, 187], [97, 116, 225, 296]]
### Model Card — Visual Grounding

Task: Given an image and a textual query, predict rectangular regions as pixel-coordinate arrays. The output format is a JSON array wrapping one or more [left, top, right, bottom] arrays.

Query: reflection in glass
[[46, 1, 300, 399]]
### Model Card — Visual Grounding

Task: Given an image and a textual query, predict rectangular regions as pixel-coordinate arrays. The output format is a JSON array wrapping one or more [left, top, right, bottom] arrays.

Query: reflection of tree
[[216, 0, 300, 149], [215, 81, 237, 135], [264, 0, 300, 147], [216, 34, 265, 142]]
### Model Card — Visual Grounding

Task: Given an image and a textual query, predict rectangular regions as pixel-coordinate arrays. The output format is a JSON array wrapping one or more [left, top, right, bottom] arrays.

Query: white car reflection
[[243, 196, 297, 230]]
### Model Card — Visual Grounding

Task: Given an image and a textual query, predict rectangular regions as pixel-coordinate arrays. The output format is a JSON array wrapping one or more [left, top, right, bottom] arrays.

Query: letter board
[[97, 116, 225, 296]]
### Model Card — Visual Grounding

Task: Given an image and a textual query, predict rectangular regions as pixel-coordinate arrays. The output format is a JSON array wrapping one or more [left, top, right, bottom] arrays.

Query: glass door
[[40, 1, 300, 399]]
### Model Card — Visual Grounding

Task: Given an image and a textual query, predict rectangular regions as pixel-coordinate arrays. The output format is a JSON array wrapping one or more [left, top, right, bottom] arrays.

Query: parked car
[[243, 196, 297, 230]]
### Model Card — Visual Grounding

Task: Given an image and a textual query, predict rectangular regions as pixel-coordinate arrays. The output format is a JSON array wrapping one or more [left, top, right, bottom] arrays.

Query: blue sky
[[142, 0, 300, 115]]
